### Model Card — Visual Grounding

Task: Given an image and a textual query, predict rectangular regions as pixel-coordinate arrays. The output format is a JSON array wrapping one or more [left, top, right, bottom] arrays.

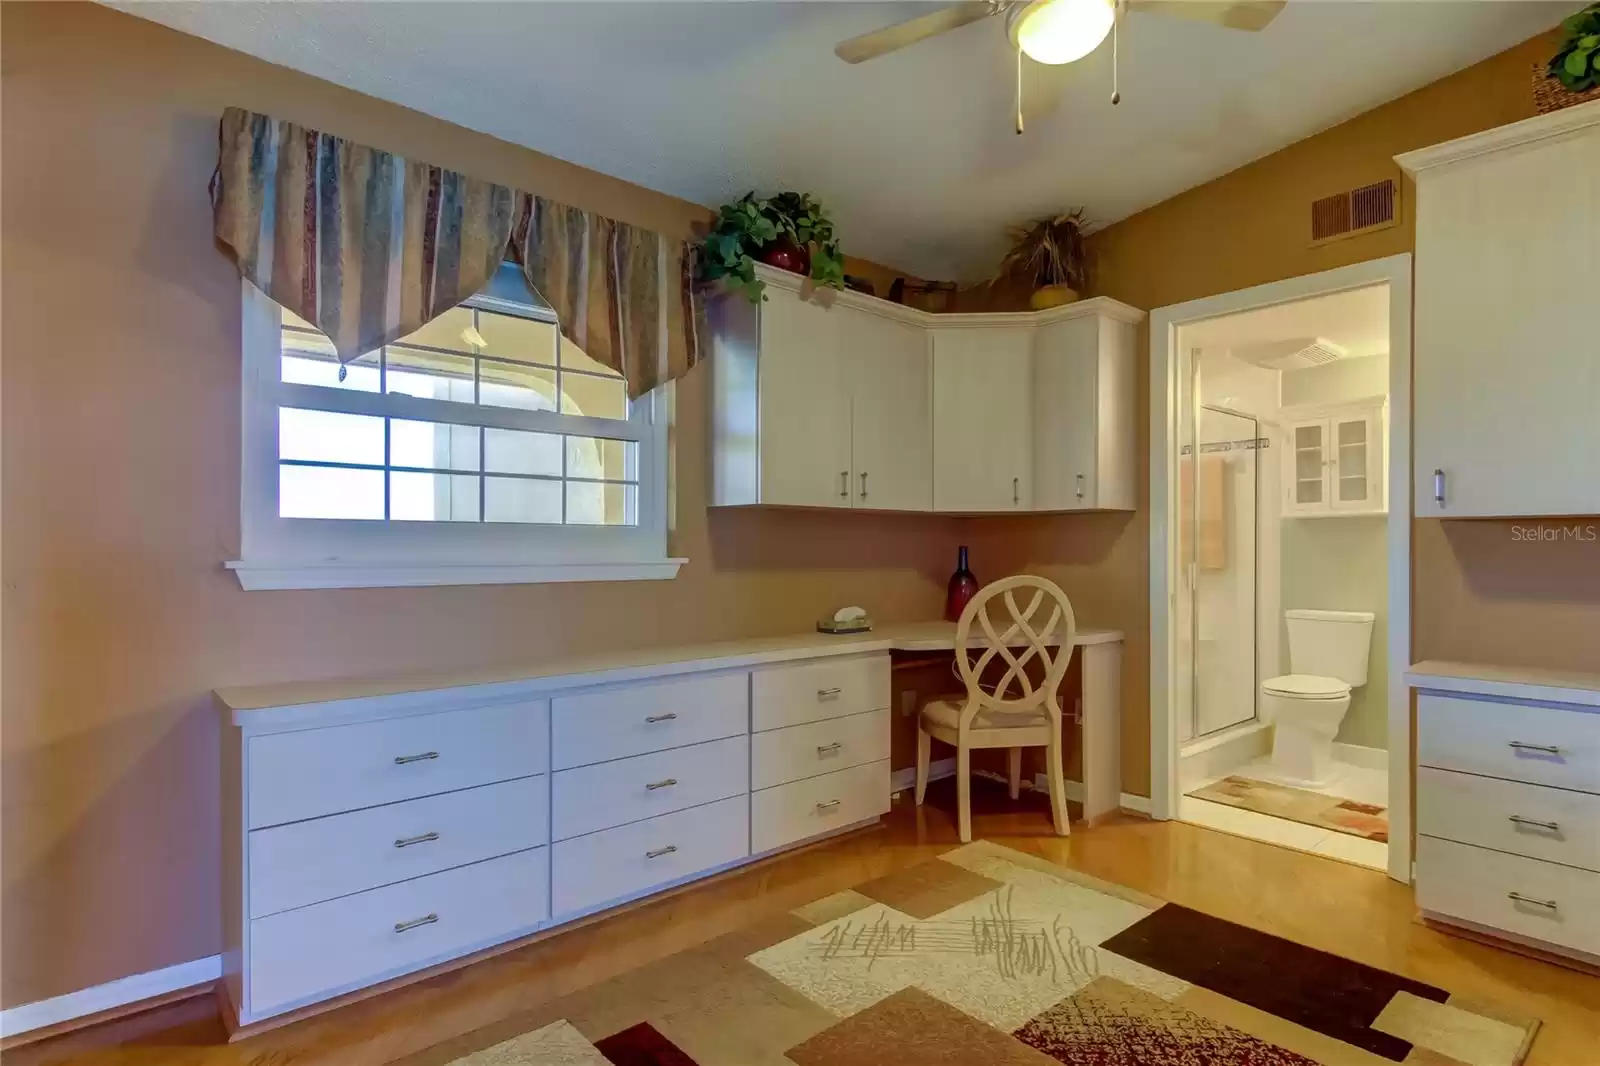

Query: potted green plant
[[697, 192, 846, 303], [1547, 5, 1600, 101], [996, 210, 1090, 310]]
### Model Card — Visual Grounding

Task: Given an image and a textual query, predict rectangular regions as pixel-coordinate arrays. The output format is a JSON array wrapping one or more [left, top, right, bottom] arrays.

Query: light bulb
[[1012, 0, 1115, 66]]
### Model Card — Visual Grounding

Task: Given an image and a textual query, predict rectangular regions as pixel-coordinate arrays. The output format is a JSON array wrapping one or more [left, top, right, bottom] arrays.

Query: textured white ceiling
[[113, 1, 1574, 280]]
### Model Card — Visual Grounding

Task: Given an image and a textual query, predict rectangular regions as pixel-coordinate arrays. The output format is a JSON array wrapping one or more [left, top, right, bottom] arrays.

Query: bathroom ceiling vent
[[1231, 337, 1350, 371], [1310, 178, 1398, 245]]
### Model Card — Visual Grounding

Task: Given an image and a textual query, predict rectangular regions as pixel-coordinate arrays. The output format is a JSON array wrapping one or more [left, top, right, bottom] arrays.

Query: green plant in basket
[[697, 192, 846, 303], [1550, 3, 1600, 92]]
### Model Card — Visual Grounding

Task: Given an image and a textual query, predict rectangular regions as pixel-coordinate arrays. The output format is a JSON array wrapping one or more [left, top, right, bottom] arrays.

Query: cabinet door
[[1033, 318, 1099, 510], [1286, 419, 1330, 513], [1330, 409, 1383, 512], [843, 308, 931, 512], [1414, 126, 1600, 516], [931, 328, 1034, 512], [756, 289, 852, 508]]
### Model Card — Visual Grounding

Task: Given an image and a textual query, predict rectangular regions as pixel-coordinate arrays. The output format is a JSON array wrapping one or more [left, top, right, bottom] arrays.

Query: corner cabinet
[[708, 265, 1143, 515], [1400, 100, 1600, 518], [1281, 400, 1387, 517]]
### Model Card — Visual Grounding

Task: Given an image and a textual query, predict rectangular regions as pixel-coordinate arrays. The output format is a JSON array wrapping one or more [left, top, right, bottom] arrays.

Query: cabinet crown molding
[[1396, 98, 1600, 176], [747, 264, 1145, 328]]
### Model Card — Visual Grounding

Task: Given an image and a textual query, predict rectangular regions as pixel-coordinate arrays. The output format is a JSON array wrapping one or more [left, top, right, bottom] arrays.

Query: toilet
[[1260, 609, 1376, 788]]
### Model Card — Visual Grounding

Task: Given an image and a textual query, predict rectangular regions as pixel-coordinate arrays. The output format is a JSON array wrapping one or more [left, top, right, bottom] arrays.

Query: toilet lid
[[1263, 674, 1350, 699]]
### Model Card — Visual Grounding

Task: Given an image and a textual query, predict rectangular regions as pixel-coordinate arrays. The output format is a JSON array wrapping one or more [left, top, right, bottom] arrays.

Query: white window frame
[[226, 279, 683, 590]]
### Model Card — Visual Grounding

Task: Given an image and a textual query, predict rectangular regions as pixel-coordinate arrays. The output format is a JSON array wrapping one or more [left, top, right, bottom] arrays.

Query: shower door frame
[[1148, 254, 1413, 885]]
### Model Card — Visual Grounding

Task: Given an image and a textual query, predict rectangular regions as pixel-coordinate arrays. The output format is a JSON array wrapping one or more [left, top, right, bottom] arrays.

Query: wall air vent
[[1310, 178, 1398, 246]]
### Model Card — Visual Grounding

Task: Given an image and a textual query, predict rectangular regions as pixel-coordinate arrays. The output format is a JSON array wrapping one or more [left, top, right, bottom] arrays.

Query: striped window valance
[[212, 107, 704, 398]]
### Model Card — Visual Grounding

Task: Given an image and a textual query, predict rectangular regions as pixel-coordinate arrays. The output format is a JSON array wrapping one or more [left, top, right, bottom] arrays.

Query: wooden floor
[[13, 781, 1600, 1066]]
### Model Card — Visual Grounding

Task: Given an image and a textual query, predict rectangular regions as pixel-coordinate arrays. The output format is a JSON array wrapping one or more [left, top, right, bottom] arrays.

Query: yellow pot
[[1030, 283, 1080, 310]]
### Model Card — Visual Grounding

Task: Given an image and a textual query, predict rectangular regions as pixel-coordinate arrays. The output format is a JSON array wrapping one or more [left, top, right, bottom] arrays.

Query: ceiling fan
[[835, 0, 1286, 131]]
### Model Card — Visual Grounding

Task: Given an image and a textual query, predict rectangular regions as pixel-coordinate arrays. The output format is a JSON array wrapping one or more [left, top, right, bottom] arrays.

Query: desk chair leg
[[915, 727, 931, 806], [1045, 731, 1071, 836], [956, 744, 973, 843], [1007, 747, 1023, 800]]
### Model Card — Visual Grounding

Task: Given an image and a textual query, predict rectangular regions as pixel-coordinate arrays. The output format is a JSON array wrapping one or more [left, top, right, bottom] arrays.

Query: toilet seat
[[1262, 674, 1351, 700]]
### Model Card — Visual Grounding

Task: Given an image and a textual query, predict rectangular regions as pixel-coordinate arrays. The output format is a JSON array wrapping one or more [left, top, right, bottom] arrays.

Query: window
[[228, 264, 680, 589]]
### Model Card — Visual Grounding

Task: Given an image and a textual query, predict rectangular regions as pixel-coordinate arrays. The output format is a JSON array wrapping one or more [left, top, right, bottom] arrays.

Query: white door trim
[[1148, 254, 1414, 884]]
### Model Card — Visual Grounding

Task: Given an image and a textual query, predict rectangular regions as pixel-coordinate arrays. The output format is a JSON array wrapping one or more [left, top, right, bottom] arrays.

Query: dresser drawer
[[1417, 693, 1600, 793], [248, 846, 548, 1017], [751, 709, 890, 790], [1418, 767, 1600, 873], [1416, 837, 1600, 957], [551, 795, 748, 919], [751, 759, 889, 854], [248, 701, 548, 828], [551, 735, 748, 842], [551, 673, 747, 771], [249, 775, 549, 918], [751, 655, 889, 732]]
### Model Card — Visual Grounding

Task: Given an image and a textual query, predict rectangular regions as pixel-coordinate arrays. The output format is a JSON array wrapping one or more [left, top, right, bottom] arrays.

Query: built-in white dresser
[[218, 644, 892, 1027], [1408, 661, 1600, 967]]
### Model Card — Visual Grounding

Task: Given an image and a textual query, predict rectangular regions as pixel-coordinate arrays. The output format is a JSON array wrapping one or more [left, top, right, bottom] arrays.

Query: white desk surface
[[217, 621, 1123, 717], [1407, 660, 1600, 708]]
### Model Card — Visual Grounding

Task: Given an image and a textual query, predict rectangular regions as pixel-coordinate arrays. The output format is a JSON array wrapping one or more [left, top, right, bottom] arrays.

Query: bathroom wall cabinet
[[1281, 399, 1387, 517], [708, 265, 1143, 515], [1400, 100, 1600, 518]]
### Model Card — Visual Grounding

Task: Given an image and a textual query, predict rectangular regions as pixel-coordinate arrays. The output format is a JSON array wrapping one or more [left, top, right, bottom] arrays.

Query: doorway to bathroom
[[1149, 256, 1412, 883]]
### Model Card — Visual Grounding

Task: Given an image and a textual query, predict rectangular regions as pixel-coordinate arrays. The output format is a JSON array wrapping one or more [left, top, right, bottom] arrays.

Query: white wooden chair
[[915, 575, 1078, 843]]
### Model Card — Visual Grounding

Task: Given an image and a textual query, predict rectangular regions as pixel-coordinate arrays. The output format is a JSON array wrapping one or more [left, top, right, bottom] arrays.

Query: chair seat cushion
[[920, 698, 1049, 732]]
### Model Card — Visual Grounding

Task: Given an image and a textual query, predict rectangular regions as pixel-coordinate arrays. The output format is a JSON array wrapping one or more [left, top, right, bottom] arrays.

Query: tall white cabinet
[[846, 311, 932, 512], [1032, 316, 1138, 512], [930, 327, 1035, 511], [1400, 100, 1600, 517]]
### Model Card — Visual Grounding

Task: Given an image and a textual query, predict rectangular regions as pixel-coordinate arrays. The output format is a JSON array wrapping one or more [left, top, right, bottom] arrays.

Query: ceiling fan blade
[[834, 2, 1000, 64], [1128, 0, 1286, 32]]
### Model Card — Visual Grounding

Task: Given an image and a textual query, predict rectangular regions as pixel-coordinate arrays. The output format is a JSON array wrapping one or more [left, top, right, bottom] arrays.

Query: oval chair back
[[953, 574, 1078, 726]]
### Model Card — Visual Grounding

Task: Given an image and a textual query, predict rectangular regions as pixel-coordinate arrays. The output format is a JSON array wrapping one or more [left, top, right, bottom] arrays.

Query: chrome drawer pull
[[394, 913, 438, 933], [394, 751, 439, 765], [1508, 815, 1560, 833], [393, 831, 440, 848], [645, 778, 678, 791], [645, 844, 678, 859], [817, 742, 843, 755], [1507, 892, 1558, 911], [816, 799, 841, 811], [645, 712, 678, 723], [817, 687, 842, 699], [1508, 741, 1562, 755]]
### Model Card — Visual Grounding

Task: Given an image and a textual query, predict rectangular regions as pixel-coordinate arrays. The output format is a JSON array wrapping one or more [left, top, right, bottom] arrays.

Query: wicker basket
[[1532, 63, 1600, 115]]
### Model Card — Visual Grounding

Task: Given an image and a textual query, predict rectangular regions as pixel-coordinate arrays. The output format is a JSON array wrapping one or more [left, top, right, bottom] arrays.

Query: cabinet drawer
[[751, 656, 889, 732], [751, 709, 890, 789], [1417, 693, 1600, 793], [1418, 767, 1600, 873], [551, 795, 748, 919], [248, 701, 549, 829], [248, 775, 548, 918], [551, 735, 748, 841], [1416, 837, 1600, 957], [752, 759, 889, 854], [552, 673, 747, 771], [249, 846, 548, 1018]]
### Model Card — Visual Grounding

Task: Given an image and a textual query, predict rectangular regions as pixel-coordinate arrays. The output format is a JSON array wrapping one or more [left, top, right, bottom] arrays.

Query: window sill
[[224, 558, 687, 591]]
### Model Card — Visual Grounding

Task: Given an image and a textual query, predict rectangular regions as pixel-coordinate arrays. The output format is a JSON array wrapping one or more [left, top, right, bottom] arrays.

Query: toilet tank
[[1285, 609, 1375, 686]]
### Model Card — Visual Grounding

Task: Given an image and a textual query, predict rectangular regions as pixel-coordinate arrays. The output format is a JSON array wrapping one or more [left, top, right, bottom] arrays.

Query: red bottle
[[944, 545, 979, 622]]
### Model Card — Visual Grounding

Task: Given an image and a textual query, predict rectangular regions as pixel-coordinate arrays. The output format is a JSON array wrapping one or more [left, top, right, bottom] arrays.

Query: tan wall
[[0, 3, 950, 1008]]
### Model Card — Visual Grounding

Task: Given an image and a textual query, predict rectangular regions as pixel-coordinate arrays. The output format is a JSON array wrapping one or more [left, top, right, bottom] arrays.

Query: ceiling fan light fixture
[[1009, 0, 1115, 65]]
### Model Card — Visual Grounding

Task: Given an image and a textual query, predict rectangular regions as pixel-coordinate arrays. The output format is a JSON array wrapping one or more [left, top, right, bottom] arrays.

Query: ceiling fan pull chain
[[1015, 42, 1025, 135], [1111, 1, 1122, 105]]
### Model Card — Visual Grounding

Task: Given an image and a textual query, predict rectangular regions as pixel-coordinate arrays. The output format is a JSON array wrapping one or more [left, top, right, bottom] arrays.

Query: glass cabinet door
[[1291, 421, 1327, 507], [1332, 412, 1376, 510]]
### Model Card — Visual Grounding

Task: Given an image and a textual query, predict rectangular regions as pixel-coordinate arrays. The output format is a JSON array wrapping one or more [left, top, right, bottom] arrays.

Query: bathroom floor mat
[[1187, 776, 1389, 842]]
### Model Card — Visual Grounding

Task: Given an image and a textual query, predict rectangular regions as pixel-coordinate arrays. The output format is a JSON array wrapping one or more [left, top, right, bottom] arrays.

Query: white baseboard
[[1033, 774, 1153, 815], [0, 955, 221, 1040], [1332, 741, 1388, 772], [887, 761, 1150, 816], [890, 758, 955, 793]]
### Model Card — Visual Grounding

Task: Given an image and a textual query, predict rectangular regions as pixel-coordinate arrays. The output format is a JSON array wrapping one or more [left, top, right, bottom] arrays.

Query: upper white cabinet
[[930, 327, 1035, 512], [1400, 100, 1600, 517], [708, 266, 1143, 515], [1282, 400, 1387, 517]]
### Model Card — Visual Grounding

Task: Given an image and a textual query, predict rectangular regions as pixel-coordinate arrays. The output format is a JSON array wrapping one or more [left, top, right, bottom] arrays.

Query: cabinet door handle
[[644, 712, 678, 723], [815, 799, 841, 811], [645, 778, 678, 791], [1075, 472, 1085, 500], [394, 913, 439, 933], [1013, 476, 1020, 504], [1433, 469, 1446, 505], [645, 844, 678, 859], [860, 471, 868, 499], [817, 742, 843, 755], [817, 687, 842, 699], [1508, 741, 1562, 755], [1507, 892, 1558, 911], [1508, 815, 1560, 833], [393, 831, 440, 848], [394, 751, 439, 765], [840, 471, 849, 498]]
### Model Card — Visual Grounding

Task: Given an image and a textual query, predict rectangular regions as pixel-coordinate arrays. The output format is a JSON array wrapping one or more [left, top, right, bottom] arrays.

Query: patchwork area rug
[[1189, 775, 1390, 842], [422, 841, 1535, 1066]]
